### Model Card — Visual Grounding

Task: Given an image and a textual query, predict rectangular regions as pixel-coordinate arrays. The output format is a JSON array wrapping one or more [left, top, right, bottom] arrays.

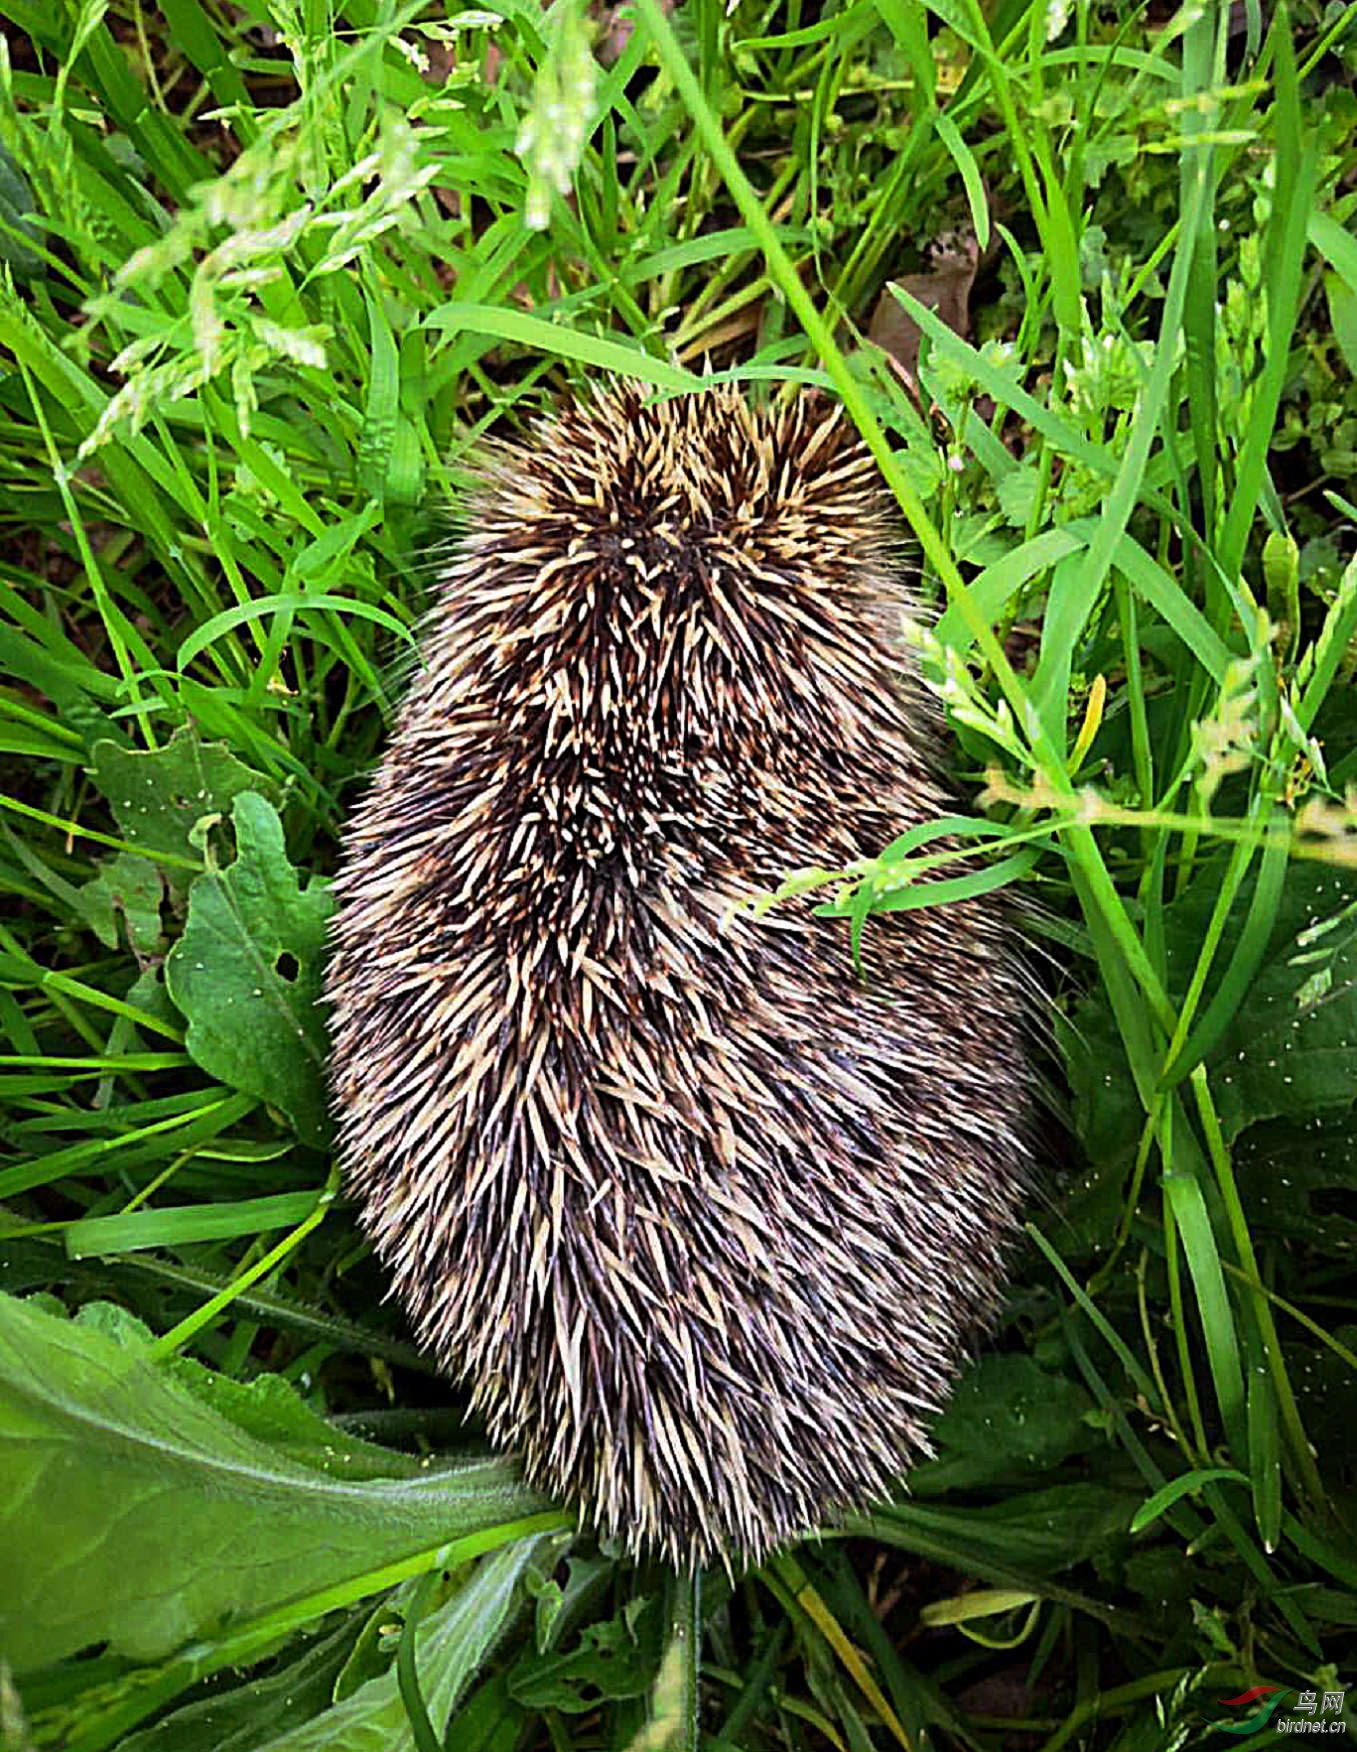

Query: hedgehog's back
[[326, 386, 1034, 1568]]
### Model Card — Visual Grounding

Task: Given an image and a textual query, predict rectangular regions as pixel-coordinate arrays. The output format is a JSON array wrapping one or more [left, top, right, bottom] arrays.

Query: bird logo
[[1213, 1684, 1289, 1736]]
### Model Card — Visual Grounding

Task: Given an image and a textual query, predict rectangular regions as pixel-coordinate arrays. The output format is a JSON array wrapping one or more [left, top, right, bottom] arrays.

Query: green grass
[[1, 0, 1356, 1747]]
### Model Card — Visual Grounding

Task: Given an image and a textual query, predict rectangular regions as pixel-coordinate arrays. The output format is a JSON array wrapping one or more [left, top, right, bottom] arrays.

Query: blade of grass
[[65, 1190, 327, 1259], [423, 303, 703, 390], [1218, 11, 1318, 581]]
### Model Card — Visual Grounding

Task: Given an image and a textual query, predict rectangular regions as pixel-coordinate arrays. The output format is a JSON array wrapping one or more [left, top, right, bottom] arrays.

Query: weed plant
[[1, 0, 1356, 1748]]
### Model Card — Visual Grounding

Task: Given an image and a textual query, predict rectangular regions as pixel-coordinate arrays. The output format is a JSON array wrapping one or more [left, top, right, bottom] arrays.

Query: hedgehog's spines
[[327, 384, 1035, 1570]]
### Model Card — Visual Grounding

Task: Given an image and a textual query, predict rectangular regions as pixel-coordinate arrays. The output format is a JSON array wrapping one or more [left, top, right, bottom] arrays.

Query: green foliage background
[[1, 0, 1356, 1747]]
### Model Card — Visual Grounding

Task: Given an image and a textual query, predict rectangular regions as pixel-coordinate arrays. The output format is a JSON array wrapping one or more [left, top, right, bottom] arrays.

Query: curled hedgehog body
[[327, 385, 1034, 1569]]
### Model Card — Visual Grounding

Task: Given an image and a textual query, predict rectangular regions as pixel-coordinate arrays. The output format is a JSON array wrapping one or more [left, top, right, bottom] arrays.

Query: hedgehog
[[325, 383, 1035, 1570]]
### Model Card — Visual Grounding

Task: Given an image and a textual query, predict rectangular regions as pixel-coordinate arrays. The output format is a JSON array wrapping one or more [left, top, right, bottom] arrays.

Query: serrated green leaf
[[0, 1291, 553, 1670], [88, 728, 282, 895], [164, 792, 334, 1146], [510, 1597, 661, 1713], [75, 851, 164, 953], [164, 1352, 430, 1482]]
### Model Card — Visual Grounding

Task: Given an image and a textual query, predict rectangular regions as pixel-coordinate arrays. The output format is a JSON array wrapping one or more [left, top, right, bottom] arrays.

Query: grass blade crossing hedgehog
[[327, 383, 1035, 1570]]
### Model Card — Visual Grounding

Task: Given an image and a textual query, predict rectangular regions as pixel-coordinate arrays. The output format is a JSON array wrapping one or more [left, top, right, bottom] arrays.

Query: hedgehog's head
[[418, 388, 916, 867]]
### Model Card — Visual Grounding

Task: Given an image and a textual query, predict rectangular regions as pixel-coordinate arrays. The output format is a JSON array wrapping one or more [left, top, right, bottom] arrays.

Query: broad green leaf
[[260, 1545, 546, 1752], [114, 1621, 360, 1752], [908, 1356, 1099, 1495], [76, 851, 164, 953], [89, 728, 282, 895], [0, 1291, 553, 1670], [851, 1483, 1142, 1582], [51, 1305, 417, 1480], [164, 792, 334, 1146], [1233, 1112, 1357, 1252], [1069, 858, 1357, 1148], [118, 1544, 548, 1752], [510, 1596, 661, 1712], [166, 1350, 431, 1481], [1283, 1326, 1357, 1480], [1175, 863, 1357, 1142]]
